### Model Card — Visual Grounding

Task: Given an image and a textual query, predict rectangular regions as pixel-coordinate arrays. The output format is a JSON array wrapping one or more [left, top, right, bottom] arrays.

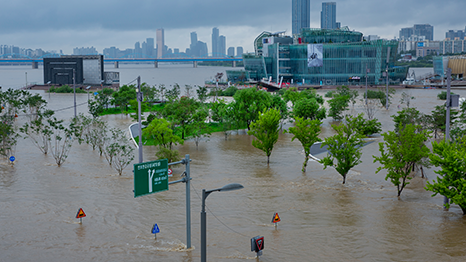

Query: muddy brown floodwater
[[2, 89, 466, 262]]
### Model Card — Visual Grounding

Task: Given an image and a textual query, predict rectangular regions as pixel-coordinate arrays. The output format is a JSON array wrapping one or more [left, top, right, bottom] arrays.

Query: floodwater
[[2, 65, 466, 261]]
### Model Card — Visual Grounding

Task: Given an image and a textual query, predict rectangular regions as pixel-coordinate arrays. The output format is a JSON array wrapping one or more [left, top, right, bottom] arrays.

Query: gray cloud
[[1, 0, 465, 53]]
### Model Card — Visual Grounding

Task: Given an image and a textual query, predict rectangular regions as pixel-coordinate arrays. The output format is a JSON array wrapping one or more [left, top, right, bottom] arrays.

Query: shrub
[[324, 91, 334, 98], [437, 91, 455, 100], [49, 85, 86, 93], [221, 86, 238, 96]]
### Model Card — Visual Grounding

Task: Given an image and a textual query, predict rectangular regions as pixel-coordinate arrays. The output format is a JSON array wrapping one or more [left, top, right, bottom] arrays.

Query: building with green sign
[[227, 28, 408, 85]]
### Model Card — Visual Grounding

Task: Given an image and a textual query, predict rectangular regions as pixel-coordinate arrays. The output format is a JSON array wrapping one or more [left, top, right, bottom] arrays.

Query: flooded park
[[1, 66, 466, 261]]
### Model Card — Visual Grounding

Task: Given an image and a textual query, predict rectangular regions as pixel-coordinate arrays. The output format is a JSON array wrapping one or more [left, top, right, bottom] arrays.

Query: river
[[1, 64, 466, 261]]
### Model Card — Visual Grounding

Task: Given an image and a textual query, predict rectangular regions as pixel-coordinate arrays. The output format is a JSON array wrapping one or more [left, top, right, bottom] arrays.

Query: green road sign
[[134, 159, 168, 198]]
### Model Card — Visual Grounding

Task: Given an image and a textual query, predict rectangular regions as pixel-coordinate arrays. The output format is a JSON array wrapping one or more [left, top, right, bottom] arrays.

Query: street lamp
[[86, 86, 91, 101], [201, 183, 244, 262]]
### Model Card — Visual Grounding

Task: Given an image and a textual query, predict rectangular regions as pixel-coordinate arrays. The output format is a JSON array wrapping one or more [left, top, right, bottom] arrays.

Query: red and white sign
[[168, 168, 173, 177]]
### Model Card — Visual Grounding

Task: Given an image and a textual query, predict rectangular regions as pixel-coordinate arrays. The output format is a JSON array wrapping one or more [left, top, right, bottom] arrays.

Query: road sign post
[[134, 159, 168, 198], [133, 155, 192, 249], [251, 236, 264, 257], [76, 208, 86, 224], [272, 212, 281, 228], [152, 223, 160, 239]]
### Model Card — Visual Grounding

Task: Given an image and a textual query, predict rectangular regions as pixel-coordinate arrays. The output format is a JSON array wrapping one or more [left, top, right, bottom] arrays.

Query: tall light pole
[[365, 64, 368, 105], [385, 46, 391, 110], [201, 183, 244, 262], [86, 86, 91, 101], [73, 69, 76, 118], [137, 76, 143, 163], [444, 68, 452, 210]]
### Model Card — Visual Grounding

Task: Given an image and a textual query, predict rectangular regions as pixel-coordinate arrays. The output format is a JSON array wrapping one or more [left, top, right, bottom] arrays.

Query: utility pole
[[137, 76, 143, 163], [385, 46, 391, 110]]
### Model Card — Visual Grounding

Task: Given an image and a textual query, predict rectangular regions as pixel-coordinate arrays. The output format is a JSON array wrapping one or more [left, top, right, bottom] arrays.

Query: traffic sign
[[251, 236, 264, 253], [76, 208, 86, 218], [168, 168, 173, 177], [134, 159, 169, 198], [255, 237, 264, 251], [152, 223, 160, 234], [272, 212, 281, 223], [9, 156, 15, 162]]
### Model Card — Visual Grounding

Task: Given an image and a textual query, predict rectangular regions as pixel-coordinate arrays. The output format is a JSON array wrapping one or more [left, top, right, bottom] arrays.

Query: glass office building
[[227, 28, 408, 85]]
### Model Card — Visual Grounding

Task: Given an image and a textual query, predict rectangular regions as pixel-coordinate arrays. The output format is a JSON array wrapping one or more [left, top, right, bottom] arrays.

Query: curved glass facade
[[229, 28, 408, 86]]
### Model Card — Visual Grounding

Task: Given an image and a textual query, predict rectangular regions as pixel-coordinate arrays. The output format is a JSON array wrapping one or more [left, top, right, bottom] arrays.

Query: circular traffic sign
[[9, 156, 15, 162], [168, 168, 173, 177]]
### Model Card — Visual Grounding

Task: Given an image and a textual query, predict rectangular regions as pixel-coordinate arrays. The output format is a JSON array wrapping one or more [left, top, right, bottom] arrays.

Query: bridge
[[0, 54, 243, 69]]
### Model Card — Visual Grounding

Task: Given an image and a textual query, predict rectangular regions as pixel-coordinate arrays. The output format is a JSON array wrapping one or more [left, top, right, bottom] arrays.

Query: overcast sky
[[1, 0, 464, 54]]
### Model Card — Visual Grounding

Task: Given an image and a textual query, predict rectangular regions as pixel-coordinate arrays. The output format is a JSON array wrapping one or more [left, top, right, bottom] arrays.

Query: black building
[[44, 57, 84, 85]]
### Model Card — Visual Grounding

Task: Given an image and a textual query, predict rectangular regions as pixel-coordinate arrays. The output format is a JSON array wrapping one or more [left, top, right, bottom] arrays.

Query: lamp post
[[201, 183, 244, 262], [73, 69, 76, 118], [86, 86, 91, 101], [46, 81, 51, 99], [136, 76, 143, 163]]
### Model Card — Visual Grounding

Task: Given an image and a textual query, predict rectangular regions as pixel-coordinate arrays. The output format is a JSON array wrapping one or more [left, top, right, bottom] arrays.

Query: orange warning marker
[[272, 212, 281, 223], [76, 208, 86, 219]]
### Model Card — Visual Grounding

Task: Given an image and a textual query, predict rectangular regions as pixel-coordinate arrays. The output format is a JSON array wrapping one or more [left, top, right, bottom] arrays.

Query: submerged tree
[[48, 116, 75, 166], [143, 118, 184, 163], [373, 124, 430, 197], [20, 109, 55, 154], [426, 137, 466, 215], [233, 87, 272, 130], [105, 128, 135, 175], [287, 117, 322, 172], [248, 108, 281, 164], [320, 114, 365, 184]]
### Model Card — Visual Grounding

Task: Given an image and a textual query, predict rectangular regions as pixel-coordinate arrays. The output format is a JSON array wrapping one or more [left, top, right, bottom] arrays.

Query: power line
[[190, 181, 249, 239]]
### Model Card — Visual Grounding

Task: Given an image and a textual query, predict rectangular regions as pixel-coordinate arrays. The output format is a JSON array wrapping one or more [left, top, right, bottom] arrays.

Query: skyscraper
[[189, 31, 208, 57], [219, 35, 226, 56], [292, 0, 310, 35], [414, 24, 434, 41], [156, 29, 164, 58], [321, 2, 337, 29], [236, 47, 243, 57], [227, 47, 235, 57], [190, 32, 198, 46], [146, 38, 154, 57], [212, 27, 219, 56], [399, 24, 434, 41]]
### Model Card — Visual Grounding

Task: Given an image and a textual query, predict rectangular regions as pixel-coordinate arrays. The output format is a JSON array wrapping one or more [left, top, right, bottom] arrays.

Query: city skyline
[[0, 0, 465, 54]]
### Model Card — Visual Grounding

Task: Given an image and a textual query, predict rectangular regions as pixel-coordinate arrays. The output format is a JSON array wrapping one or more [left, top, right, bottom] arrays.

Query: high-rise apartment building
[[134, 42, 141, 58], [414, 24, 434, 41], [190, 32, 198, 46], [212, 27, 219, 56], [146, 38, 154, 57], [219, 35, 226, 56], [236, 47, 243, 57], [156, 29, 164, 58], [446, 30, 465, 40], [189, 31, 208, 57], [292, 0, 310, 35], [399, 27, 414, 40], [399, 24, 434, 41], [227, 47, 235, 57], [321, 2, 337, 29]]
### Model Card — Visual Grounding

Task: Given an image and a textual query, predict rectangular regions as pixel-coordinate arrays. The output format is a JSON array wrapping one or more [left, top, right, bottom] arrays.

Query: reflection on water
[[2, 88, 466, 261]]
